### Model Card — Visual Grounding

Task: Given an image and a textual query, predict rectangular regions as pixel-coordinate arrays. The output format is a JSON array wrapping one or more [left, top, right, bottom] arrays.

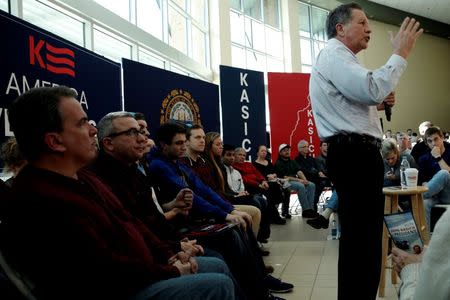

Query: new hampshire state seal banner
[[268, 73, 320, 162], [122, 58, 220, 134]]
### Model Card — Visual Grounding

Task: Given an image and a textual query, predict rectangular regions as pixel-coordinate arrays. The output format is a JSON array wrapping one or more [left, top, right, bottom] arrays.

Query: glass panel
[[301, 64, 312, 73], [230, 11, 245, 45], [267, 56, 284, 72], [311, 6, 327, 41], [244, 17, 252, 47], [300, 38, 312, 65], [263, 0, 279, 28], [246, 50, 266, 72], [137, 0, 163, 40], [0, 0, 8, 12], [171, 0, 186, 10], [191, 25, 206, 66], [230, 0, 241, 11], [190, 0, 206, 26], [93, 28, 132, 62], [94, 0, 130, 21], [168, 6, 187, 54], [138, 49, 165, 69], [231, 45, 246, 68], [243, 0, 261, 20], [23, 0, 84, 46], [265, 27, 282, 58], [298, 2, 310, 38], [252, 19, 265, 52]]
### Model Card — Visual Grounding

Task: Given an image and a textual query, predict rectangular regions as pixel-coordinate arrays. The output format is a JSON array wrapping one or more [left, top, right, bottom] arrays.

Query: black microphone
[[385, 102, 392, 122]]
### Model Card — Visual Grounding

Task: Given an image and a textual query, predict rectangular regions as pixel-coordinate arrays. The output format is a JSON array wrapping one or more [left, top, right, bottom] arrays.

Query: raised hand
[[389, 17, 424, 59]]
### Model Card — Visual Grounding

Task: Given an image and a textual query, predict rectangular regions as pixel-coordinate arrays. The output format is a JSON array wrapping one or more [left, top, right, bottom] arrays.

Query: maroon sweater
[[4, 165, 179, 300]]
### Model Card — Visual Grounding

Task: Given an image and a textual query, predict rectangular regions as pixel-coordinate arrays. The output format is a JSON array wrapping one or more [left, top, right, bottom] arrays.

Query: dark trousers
[[327, 139, 384, 300]]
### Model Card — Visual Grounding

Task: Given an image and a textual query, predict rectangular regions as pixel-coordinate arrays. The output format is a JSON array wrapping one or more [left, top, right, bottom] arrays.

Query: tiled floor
[[263, 212, 400, 300]]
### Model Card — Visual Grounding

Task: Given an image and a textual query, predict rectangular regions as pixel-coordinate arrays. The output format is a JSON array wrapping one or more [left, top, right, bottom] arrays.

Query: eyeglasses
[[107, 127, 147, 138]]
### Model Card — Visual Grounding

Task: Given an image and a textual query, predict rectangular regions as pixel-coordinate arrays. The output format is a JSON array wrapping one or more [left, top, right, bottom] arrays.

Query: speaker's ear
[[44, 132, 66, 153]]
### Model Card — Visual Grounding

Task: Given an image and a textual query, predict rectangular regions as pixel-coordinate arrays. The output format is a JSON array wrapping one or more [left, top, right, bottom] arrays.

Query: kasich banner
[[220, 65, 265, 161], [268, 73, 320, 162], [0, 10, 122, 145], [122, 58, 220, 134]]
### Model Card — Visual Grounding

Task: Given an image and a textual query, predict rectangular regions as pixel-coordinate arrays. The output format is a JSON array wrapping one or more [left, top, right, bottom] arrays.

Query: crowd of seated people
[[0, 86, 297, 300]]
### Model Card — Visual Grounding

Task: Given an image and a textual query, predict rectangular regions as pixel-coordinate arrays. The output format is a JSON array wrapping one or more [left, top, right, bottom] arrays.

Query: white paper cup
[[405, 168, 419, 188]]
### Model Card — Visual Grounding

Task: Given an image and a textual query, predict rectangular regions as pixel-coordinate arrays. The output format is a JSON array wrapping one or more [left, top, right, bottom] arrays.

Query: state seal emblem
[[160, 89, 201, 126]]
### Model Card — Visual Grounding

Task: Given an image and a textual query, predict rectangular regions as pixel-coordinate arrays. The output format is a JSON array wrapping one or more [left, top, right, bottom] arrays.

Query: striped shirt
[[309, 38, 407, 140]]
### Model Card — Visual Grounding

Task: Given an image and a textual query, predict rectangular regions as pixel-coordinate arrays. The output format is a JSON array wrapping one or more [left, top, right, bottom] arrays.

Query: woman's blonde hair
[[205, 131, 225, 192]]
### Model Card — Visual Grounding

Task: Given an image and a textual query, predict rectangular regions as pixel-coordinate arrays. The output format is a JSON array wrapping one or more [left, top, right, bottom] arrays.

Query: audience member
[[306, 190, 338, 229], [417, 127, 450, 226], [382, 138, 416, 187], [315, 141, 328, 176], [392, 208, 450, 300], [398, 132, 412, 156], [294, 140, 330, 209], [274, 144, 316, 218], [230, 146, 271, 241], [90, 112, 206, 257], [411, 121, 433, 162], [0, 137, 27, 187], [148, 123, 292, 299], [203, 132, 264, 238], [4, 86, 236, 300], [253, 145, 287, 224]]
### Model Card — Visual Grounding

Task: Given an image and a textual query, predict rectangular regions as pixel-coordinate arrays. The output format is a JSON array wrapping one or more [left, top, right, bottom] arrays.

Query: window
[[0, 0, 8, 12], [230, 0, 283, 73], [94, 0, 130, 21], [93, 26, 132, 62], [22, 0, 85, 46], [298, 1, 328, 73], [136, 0, 163, 40], [168, 4, 187, 54]]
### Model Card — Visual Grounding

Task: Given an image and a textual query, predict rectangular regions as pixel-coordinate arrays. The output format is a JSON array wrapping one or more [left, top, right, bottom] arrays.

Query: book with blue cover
[[384, 211, 424, 254]]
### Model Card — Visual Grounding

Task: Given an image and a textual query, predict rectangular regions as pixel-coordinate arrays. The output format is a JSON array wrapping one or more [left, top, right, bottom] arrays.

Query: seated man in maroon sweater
[[3, 86, 236, 300]]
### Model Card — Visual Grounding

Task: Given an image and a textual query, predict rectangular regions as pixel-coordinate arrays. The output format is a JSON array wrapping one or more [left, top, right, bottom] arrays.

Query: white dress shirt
[[225, 165, 245, 193], [309, 38, 407, 140]]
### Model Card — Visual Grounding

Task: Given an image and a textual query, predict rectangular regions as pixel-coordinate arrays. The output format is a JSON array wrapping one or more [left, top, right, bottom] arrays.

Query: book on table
[[384, 211, 424, 254]]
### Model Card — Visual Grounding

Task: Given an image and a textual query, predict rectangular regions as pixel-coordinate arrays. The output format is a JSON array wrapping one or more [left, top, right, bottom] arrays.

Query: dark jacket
[[89, 152, 182, 247]]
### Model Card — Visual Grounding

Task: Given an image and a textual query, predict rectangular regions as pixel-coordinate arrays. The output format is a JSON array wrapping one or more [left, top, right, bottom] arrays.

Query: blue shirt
[[148, 152, 234, 221]]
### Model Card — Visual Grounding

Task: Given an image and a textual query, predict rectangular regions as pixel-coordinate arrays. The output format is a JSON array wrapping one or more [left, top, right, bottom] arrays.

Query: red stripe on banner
[[45, 42, 75, 57], [46, 64, 75, 77], [46, 53, 75, 68], [268, 72, 320, 162]]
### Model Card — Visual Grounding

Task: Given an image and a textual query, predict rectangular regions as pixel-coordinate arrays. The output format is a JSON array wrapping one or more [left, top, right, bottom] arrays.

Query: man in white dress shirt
[[309, 3, 423, 299]]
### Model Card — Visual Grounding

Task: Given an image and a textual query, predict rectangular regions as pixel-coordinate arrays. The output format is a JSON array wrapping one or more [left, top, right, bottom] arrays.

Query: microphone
[[385, 102, 392, 122]]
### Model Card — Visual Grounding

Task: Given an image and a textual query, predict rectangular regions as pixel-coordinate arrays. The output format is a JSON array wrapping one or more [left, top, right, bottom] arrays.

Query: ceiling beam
[[337, 0, 450, 39]]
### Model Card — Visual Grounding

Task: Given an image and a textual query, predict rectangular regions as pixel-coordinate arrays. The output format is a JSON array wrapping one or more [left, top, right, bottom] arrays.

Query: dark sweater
[[89, 152, 182, 248], [4, 165, 179, 300]]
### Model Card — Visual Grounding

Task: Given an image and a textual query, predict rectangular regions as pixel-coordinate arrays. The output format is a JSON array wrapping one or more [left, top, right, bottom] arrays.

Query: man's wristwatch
[[435, 156, 443, 162]]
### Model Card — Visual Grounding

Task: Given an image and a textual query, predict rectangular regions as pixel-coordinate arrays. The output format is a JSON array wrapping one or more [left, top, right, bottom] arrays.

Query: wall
[[359, 20, 450, 134]]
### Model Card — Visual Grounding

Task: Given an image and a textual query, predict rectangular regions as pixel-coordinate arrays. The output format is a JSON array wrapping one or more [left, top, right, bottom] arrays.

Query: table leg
[[416, 194, 430, 244]]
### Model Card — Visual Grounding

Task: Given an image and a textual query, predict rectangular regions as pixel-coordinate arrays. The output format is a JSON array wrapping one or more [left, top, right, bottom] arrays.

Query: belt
[[325, 133, 382, 149]]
